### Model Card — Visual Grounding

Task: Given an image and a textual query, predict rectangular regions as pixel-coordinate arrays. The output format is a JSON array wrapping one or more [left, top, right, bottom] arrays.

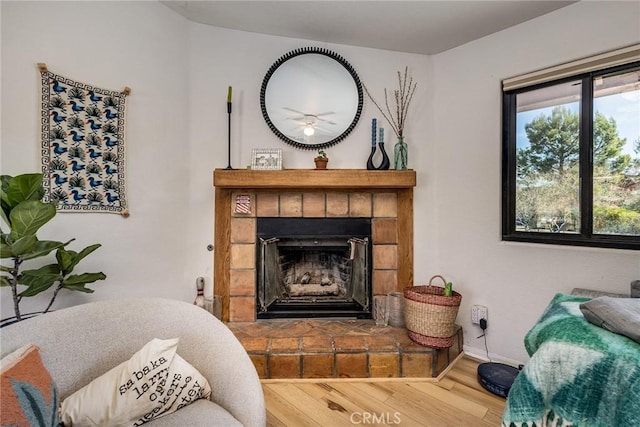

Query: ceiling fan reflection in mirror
[[283, 107, 337, 138]]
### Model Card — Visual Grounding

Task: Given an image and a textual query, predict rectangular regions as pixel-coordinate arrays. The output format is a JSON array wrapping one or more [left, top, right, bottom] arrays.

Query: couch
[[1, 298, 266, 426]]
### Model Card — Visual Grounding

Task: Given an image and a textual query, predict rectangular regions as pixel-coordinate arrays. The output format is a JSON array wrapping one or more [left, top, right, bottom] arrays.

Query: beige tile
[[336, 353, 368, 378], [230, 269, 255, 296], [269, 354, 301, 379], [364, 335, 397, 352], [326, 193, 349, 217], [401, 353, 432, 377], [372, 218, 397, 244], [231, 193, 255, 217], [302, 336, 334, 353], [229, 296, 255, 322], [230, 244, 255, 269], [349, 193, 372, 217], [270, 337, 301, 353], [369, 353, 399, 378], [302, 193, 326, 217], [302, 354, 334, 378], [373, 193, 398, 218], [230, 217, 256, 243], [333, 336, 367, 352], [373, 244, 397, 269], [373, 270, 398, 295], [280, 193, 302, 217], [256, 193, 279, 217], [241, 337, 269, 353]]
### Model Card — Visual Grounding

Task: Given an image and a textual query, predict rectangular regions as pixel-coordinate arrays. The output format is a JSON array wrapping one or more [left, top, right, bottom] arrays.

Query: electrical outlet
[[471, 306, 479, 324], [471, 305, 488, 325]]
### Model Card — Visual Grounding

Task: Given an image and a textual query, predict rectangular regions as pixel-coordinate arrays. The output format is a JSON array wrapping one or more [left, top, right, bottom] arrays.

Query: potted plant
[[314, 150, 328, 169], [1, 173, 106, 323]]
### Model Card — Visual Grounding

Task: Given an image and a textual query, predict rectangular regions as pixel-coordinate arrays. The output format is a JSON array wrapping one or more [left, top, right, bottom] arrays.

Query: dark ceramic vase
[[366, 143, 390, 170]]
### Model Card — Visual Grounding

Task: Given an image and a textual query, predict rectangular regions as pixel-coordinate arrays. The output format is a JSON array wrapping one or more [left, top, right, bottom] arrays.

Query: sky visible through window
[[517, 91, 640, 157]]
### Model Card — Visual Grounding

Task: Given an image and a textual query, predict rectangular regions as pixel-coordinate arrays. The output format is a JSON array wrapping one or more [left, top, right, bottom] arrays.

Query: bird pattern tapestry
[[40, 69, 129, 215]]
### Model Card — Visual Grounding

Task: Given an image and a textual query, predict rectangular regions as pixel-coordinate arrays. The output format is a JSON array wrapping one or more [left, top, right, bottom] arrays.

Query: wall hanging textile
[[39, 63, 130, 216]]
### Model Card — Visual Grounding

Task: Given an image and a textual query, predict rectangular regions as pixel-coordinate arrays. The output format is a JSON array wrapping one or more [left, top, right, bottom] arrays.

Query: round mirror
[[260, 47, 363, 150]]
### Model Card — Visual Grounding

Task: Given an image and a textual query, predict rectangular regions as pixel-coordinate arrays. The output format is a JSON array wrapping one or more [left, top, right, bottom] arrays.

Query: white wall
[[430, 1, 640, 363], [1, 1, 191, 317], [0, 1, 432, 318], [1, 1, 638, 364], [183, 23, 432, 298]]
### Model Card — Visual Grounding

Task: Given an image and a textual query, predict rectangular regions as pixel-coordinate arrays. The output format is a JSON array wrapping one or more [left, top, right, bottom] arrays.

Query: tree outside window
[[503, 63, 639, 250]]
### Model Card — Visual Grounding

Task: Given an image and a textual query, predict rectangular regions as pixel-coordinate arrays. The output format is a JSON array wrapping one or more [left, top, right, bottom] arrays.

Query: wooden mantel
[[213, 168, 417, 321], [213, 169, 416, 189]]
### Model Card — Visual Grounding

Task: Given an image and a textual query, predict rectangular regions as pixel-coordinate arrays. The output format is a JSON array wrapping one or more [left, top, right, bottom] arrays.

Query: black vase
[[366, 146, 377, 170], [377, 142, 390, 170], [366, 143, 390, 170]]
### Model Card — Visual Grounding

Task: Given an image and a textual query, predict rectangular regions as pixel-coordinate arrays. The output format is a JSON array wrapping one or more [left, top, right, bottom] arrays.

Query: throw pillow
[[0, 344, 59, 427], [580, 296, 640, 344], [131, 353, 212, 425], [60, 338, 211, 426]]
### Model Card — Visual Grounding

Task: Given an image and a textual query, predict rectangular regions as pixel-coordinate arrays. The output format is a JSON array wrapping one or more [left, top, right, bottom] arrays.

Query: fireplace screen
[[256, 218, 371, 319]]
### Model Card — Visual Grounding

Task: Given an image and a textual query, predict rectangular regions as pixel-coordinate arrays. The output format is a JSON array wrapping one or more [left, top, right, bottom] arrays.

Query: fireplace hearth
[[256, 218, 372, 319]]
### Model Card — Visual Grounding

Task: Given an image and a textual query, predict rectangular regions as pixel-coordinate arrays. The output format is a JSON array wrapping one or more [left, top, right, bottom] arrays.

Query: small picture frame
[[251, 148, 282, 170]]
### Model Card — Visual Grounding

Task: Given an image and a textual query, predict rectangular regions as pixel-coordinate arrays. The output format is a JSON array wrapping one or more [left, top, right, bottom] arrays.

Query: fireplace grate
[[256, 218, 372, 319]]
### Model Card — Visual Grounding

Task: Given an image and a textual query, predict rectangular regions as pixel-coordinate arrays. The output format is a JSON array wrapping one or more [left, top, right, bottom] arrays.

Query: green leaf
[[21, 239, 71, 261], [1, 275, 11, 287], [0, 199, 10, 228], [56, 247, 74, 274], [62, 272, 106, 292], [56, 244, 101, 275], [0, 175, 13, 198], [1, 265, 14, 273], [8, 235, 37, 256], [75, 243, 102, 263], [9, 200, 56, 239], [18, 264, 61, 296], [6, 173, 45, 207], [1, 176, 13, 228], [0, 175, 12, 205], [17, 270, 61, 297], [21, 264, 61, 277], [0, 232, 16, 258]]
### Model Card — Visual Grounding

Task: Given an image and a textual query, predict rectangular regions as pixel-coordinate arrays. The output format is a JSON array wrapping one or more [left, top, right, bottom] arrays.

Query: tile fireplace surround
[[213, 168, 417, 322], [212, 169, 464, 379]]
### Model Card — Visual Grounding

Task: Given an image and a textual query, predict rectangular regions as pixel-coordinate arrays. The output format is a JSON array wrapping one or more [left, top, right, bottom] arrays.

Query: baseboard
[[463, 345, 525, 368]]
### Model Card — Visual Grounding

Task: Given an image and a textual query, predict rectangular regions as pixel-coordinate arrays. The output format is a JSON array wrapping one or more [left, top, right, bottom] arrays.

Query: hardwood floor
[[262, 355, 506, 426]]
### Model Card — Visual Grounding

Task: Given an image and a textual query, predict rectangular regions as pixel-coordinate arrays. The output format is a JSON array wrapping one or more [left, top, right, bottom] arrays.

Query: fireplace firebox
[[256, 218, 372, 319]]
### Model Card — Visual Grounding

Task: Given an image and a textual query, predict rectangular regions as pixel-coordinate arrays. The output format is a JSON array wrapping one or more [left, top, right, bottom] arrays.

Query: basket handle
[[428, 275, 447, 286]]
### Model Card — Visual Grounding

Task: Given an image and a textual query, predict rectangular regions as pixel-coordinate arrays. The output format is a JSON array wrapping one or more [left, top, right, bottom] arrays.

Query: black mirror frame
[[260, 47, 364, 150]]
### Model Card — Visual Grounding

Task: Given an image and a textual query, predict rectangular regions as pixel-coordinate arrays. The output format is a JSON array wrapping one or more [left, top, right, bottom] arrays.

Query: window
[[502, 45, 640, 250]]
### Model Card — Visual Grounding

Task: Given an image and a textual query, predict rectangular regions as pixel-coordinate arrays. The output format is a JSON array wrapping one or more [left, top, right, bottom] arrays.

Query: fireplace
[[212, 169, 416, 322], [256, 218, 372, 319]]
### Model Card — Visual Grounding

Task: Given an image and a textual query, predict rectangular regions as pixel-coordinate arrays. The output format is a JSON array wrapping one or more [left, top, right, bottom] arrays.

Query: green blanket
[[502, 293, 640, 427]]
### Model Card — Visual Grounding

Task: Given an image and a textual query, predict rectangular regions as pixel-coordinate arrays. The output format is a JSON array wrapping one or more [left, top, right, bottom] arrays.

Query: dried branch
[[363, 66, 417, 138]]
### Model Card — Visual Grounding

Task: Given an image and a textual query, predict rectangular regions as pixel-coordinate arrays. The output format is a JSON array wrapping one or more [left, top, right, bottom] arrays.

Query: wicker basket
[[404, 275, 462, 349]]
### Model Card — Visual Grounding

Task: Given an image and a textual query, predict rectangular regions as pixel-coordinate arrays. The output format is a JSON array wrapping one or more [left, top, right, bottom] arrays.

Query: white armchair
[[1, 298, 266, 426]]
